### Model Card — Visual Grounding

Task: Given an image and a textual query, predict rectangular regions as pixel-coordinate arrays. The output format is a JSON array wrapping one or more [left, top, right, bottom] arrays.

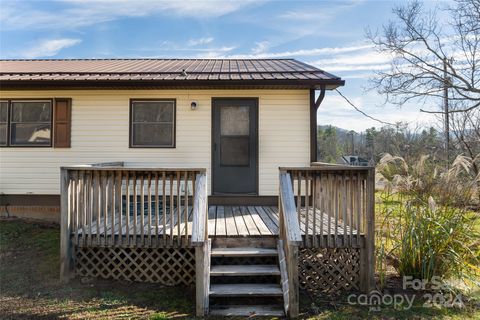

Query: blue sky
[[0, 0, 444, 131]]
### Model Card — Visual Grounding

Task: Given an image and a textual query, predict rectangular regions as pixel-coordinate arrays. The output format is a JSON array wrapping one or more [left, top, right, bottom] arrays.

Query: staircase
[[207, 242, 286, 317]]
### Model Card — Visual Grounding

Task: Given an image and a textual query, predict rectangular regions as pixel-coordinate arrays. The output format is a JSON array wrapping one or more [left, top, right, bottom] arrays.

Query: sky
[[0, 0, 446, 132]]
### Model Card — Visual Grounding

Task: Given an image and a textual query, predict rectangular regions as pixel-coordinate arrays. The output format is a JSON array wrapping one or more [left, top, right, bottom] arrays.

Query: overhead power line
[[335, 89, 396, 126]]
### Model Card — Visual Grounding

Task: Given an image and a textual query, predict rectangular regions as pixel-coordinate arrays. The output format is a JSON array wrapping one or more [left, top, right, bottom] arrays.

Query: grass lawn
[[1, 218, 479, 319]]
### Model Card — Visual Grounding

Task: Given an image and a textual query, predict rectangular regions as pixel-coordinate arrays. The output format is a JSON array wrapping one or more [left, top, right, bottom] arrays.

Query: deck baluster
[[133, 172, 137, 244], [162, 172, 167, 245], [176, 171, 181, 247], [140, 173, 145, 246], [116, 171, 122, 246], [154, 173, 159, 247], [169, 173, 174, 246], [125, 172, 130, 247], [147, 173, 152, 246]]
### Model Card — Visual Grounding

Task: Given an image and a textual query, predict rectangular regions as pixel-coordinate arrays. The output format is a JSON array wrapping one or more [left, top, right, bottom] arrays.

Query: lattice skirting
[[299, 247, 360, 295], [75, 247, 195, 285]]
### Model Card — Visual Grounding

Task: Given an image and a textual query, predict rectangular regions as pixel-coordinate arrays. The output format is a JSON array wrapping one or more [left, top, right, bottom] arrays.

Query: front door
[[212, 98, 258, 195]]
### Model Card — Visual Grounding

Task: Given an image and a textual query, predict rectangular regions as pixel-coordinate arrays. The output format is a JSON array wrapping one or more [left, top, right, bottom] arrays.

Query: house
[[0, 59, 374, 317]]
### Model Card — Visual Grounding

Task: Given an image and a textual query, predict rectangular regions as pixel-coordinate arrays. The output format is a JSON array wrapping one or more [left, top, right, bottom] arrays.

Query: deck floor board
[[77, 205, 358, 237]]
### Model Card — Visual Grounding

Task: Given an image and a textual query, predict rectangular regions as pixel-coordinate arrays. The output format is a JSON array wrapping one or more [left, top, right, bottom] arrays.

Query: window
[[1, 100, 52, 147], [130, 100, 176, 148], [0, 101, 7, 146], [220, 106, 250, 166]]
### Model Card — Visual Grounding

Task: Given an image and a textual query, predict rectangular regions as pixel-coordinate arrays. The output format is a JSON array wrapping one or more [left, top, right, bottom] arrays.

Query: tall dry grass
[[376, 154, 480, 289], [378, 154, 480, 208]]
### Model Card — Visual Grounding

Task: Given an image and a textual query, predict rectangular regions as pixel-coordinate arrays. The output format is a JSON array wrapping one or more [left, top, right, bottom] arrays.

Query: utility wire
[[335, 89, 396, 126]]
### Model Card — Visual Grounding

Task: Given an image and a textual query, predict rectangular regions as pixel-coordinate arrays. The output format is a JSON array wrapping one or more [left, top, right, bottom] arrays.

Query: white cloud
[[310, 50, 393, 72], [318, 91, 438, 131], [196, 47, 237, 58], [313, 51, 391, 66], [279, 9, 321, 20], [251, 41, 270, 55], [22, 38, 81, 58], [320, 64, 392, 72], [1, 1, 259, 30], [215, 44, 374, 59], [273, 1, 364, 38], [187, 37, 214, 47]]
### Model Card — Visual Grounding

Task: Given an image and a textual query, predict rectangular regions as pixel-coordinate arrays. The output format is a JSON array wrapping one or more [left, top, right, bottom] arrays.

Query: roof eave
[[0, 78, 345, 90]]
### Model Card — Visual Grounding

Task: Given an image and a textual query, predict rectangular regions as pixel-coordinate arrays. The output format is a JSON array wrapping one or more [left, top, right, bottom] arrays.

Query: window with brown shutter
[[0, 99, 53, 147], [53, 98, 71, 148]]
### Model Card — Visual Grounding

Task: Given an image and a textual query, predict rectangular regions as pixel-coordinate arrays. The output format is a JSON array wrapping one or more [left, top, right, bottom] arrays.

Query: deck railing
[[279, 164, 375, 292], [62, 163, 207, 247], [278, 172, 303, 318], [280, 165, 375, 248]]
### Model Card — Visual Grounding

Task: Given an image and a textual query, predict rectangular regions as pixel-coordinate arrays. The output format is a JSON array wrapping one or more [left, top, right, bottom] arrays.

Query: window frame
[[129, 98, 176, 148], [1, 99, 54, 148]]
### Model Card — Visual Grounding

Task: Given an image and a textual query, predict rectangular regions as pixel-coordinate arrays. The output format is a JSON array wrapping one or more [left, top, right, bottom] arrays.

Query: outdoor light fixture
[[190, 101, 198, 110]]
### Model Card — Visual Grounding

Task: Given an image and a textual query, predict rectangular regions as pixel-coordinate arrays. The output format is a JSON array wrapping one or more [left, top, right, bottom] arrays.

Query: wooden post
[[195, 239, 210, 316], [360, 168, 375, 292], [60, 168, 74, 282], [287, 244, 299, 318], [192, 171, 209, 316]]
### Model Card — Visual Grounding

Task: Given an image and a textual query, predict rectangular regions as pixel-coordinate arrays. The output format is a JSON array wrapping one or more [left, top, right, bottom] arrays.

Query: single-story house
[[0, 59, 374, 317]]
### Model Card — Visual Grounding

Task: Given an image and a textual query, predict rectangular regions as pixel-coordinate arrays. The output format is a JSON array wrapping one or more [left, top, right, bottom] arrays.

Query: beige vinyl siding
[[0, 89, 310, 195]]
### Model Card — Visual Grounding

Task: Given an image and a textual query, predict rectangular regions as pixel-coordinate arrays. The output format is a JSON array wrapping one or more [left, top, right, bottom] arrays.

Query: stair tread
[[211, 247, 278, 257], [209, 305, 284, 317], [210, 283, 283, 296], [210, 264, 280, 276]]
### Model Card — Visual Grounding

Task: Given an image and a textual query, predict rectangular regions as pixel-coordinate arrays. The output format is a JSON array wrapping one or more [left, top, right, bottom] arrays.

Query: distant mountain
[[318, 125, 357, 135]]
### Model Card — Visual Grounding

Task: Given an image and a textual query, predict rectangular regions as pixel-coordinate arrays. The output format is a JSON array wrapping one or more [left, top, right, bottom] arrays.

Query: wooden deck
[[77, 205, 358, 238], [61, 164, 376, 317]]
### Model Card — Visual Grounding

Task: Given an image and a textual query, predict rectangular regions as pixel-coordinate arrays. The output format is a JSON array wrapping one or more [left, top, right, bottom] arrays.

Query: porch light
[[190, 101, 198, 110]]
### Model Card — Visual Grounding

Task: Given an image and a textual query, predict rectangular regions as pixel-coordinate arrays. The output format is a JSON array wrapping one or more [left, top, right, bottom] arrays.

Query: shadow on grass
[[0, 219, 194, 319]]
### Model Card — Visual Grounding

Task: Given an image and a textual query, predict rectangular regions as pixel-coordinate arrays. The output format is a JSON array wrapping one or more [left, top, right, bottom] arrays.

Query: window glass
[[10, 101, 51, 146], [220, 136, 250, 166], [221, 106, 249, 136], [131, 100, 175, 147], [0, 101, 7, 146], [132, 101, 174, 122], [11, 102, 51, 122]]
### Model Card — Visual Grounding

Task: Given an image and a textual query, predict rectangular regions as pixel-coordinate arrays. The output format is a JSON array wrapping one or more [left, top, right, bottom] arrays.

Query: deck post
[[360, 168, 375, 292], [60, 168, 74, 282], [278, 172, 302, 318], [195, 239, 210, 316], [286, 244, 299, 318]]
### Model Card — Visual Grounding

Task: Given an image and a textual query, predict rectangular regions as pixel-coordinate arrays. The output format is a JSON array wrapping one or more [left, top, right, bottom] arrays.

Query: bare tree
[[367, 0, 480, 167], [367, 0, 480, 113], [450, 106, 480, 173]]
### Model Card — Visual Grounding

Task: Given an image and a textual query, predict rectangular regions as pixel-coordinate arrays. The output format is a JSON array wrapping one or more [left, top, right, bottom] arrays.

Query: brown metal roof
[[0, 58, 344, 90]]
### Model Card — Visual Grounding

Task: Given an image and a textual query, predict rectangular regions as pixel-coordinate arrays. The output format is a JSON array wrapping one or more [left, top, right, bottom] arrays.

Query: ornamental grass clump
[[376, 154, 480, 288]]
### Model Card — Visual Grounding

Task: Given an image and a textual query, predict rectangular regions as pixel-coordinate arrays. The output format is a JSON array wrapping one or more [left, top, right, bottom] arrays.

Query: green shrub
[[383, 196, 479, 282]]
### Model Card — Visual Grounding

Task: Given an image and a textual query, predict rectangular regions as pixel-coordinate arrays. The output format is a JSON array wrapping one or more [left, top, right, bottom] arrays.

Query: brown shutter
[[53, 98, 72, 148]]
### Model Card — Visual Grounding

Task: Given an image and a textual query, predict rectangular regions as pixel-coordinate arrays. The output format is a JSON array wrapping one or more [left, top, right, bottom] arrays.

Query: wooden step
[[212, 237, 277, 249], [210, 264, 280, 276], [209, 305, 284, 317], [211, 247, 278, 257], [210, 284, 283, 297]]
